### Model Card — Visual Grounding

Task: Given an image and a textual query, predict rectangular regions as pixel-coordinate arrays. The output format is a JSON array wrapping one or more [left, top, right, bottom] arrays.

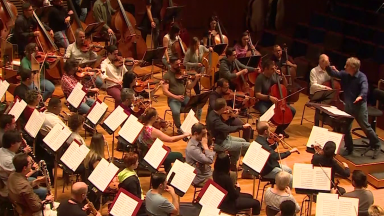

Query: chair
[[293, 23, 308, 41], [309, 13, 327, 29], [266, 205, 280, 216], [255, 174, 275, 207], [274, 34, 294, 50], [163, 109, 188, 135], [307, 27, 326, 44], [341, 36, 360, 55], [326, 16, 343, 34], [259, 30, 277, 48], [342, 21, 361, 39], [357, 41, 376, 60], [191, 183, 203, 203], [323, 32, 343, 51]]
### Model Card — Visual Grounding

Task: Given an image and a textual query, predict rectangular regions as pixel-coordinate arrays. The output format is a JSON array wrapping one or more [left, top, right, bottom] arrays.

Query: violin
[[222, 89, 257, 108], [34, 51, 59, 64], [132, 98, 150, 113], [80, 40, 104, 53], [75, 67, 102, 78], [153, 116, 172, 130], [268, 130, 300, 154], [221, 106, 238, 121], [134, 79, 159, 93], [112, 56, 136, 68], [312, 144, 344, 167]]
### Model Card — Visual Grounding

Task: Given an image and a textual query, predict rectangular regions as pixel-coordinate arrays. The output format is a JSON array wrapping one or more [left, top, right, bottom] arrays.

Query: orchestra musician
[[254, 60, 296, 138], [21, 43, 55, 102], [14, 2, 53, 57], [140, 0, 162, 48], [162, 57, 202, 134], [22, 90, 41, 123], [57, 182, 101, 216], [48, 0, 73, 48], [64, 29, 99, 66], [13, 69, 34, 101], [162, 24, 181, 69], [208, 78, 252, 142], [271, 44, 297, 71], [202, 16, 218, 47], [233, 31, 261, 58], [120, 88, 144, 117], [206, 98, 251, 172], [67, 114, 86, 145], [255, 122, 298, 187], [0, 114, 16, 148], [219, 47, 258, 91], [326, 57, 381, 156], [61, 59, 97, 114], [8, 153, 54, 216], [92, 0, 117, 45]]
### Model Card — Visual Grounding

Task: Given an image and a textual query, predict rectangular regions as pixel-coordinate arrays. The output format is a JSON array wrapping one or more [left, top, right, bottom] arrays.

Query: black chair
[[255, 174, 275, 207], [266, 205, 280, 216]]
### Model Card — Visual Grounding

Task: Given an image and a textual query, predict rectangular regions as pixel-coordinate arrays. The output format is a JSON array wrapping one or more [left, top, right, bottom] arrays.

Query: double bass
[[213, 17, 228, 54], [281, 44, 300, 103], [323, 71, 344, 110], [171, 35, 187, 60], [0, 0, 17, 40], [245, 30, 261, 86], [111, 0, 147, 59], [201, 34, 219, 89], [66, 0, 86, 43]]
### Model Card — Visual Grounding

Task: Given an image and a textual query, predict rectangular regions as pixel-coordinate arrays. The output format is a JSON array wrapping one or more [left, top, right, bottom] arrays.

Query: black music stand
[[163, 6, 184, 23], [141, 47, 167, 79], [212, 43, 227, 56], [310, 89, 337, 103], [180, 91, 211, 114], [238, 55, 262, 68], [295, 188, 330, 216], [86, 22, 105, 37]]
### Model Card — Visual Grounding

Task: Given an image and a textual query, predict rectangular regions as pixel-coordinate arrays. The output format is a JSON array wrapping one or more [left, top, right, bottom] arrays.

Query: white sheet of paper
[[0, 80, 9, 99], [259, 104, 275, 122], [199, 206, 220, 216], [338, 196, 359, 216], [43, 124, 72, 152], [110, 192, 139, 216], [24, 109, 46, 138], [316, 193, 359, 216], [167, 159, 196, 193], [118, 114, 144, 143], [181, 109, 199, 135], [87, 101, 108, 125], [88, 158, 119, 192], [67, 83, 86, 108], [8, 99, 27, 121], [60, 141, 90, 171], [199, 184, 226, 208], [306, 126, 329, 148], [242, 141, 270, 173], [293, 163, 331, 191], [103, 106, 129, 132], [143, 138, 168, 169], [321, 106, 352, 117]]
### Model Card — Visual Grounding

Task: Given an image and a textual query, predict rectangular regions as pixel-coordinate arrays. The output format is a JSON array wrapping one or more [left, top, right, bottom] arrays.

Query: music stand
[[86, 22, 106, 37], [238, 55, 261, 68], [140, 47, 166, 79], [212, 43, 227, 56], [163, 6, 184, 23], [310, 89, 337, 103], [180, 91, 211, 113]]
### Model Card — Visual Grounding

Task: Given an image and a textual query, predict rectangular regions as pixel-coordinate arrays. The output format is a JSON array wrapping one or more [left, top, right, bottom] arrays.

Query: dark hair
[[48, 97, 61, 108], [121, 88, 135, 102], [191, 123, 205, 135], [169, 56, 179, 64], [63, 58, 79, 74], [0, 114, 15, 128], [140, 107, 157, 125], [323, 141, 336, 158], [214, 153, 230, 174], [13, 153, 29, 173], [68, 114, 84, 132], [169, 24, 180, 40], [262, 60, 275, 70], [208, 16, 217, 29], [19, 68, 32, 81], [25, 89, 40, 105], [3, 129, 22, 148], [256, 122, 269, 135], [189, 37, 200, 50], [225, 47, 235, 57], [352, 170, 367, 188], [25, 43, 36, 55], [214, 98, 226, 111], [216, 78, 228, 88], [280, 200, 296, 216], [122, 72, 137, 88], [22, 2, 31, 10], [106, 45, 118, 55], [151, 173, 166, 189], [123, 152, 139, 168], [238, 31, 249, 45]]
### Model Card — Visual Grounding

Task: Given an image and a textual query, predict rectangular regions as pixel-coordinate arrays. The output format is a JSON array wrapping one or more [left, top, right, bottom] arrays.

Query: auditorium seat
[[342, 21, 361, 38], [374, 46, 384, 64], [259, 30, 277, 48], [323, 32, 343, 51], [373, 30, 384, 47], [274, 34, 294, 49], [326, 50, 348, 70], [308, 27, 326, 44], [359, 25, 377, 42], [326, 16, 344, 34], [357, 41, 376, 60], [341, 36, 360, 55], [291, 39, 308, 58], [361, 59, 379, 84], [310, 13, 327, 29], [294, 44, 324, 67], [293, 23, 308, 41]]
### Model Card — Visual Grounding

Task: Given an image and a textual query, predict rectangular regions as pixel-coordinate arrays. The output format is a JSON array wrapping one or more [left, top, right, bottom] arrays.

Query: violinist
[[61, 59, 97, 114], [139, 0, 162, 48], [183, 37, 212, 94], [207, 78, 252, 142], [14, 2, 53, 57], [64, 29, 99, 66], [254, 60, 296, 138], [48, 0, 73, 48], [219, 47, 258, 91], [202, 16, 218, 47], [162, 57, 202, 135], [311, 141, 350, 195], [92, 0, 117, 45], [13, 68, 34, 101], [162, 24, 181, 69], [270, 45, 297, 71], [120, 88, 144, 118], [21, 43, 55, 102], [255, 121, 298, 187], [233, 31, 261, 58], [100, 45, 129, 108]]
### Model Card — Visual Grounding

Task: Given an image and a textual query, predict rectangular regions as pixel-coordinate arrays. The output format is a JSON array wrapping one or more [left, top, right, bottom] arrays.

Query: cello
[[111, 0, 147, 59], [0, 0, 17, 40], [213, 17, 228, 54], [171, 35, 187, 60], [281, 44, 300, 103], [323, 75, 344, 110], [160, 0, 189, 46], [269, 68, 293, 125], [201, 33, 219, 89]]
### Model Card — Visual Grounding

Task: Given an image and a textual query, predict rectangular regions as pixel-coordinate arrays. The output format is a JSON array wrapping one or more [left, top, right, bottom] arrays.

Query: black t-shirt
[[146, 0, 163, 19], [13, 83, 30, 101], [84, 155, 102, 184], [57, 199, 87, 216]]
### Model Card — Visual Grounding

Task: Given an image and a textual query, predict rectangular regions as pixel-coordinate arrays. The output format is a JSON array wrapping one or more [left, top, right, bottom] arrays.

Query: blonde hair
[[276, 171, 291, 190], [346, 57, 360, 71], [369, 205, 384, 216], [83, 133, 105, 169]]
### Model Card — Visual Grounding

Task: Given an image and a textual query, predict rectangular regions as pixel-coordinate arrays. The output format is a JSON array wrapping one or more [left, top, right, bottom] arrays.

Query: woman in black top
[[122, 72, 149, 98], [213, 154, 260, 215]]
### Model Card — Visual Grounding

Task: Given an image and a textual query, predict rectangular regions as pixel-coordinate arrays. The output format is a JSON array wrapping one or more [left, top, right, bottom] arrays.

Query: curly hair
[[68, 114, 84, 132], [25, 90, 40, 105]]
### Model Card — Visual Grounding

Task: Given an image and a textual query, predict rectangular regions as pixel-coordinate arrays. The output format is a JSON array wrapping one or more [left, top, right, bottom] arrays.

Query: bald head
[[72, 182, 88, 199], [319, 54, 330, 69], [256, 121, 269, 136]]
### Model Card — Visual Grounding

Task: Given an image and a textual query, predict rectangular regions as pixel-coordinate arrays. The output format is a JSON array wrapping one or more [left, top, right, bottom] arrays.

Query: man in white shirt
[[40, 97, 65, 136]]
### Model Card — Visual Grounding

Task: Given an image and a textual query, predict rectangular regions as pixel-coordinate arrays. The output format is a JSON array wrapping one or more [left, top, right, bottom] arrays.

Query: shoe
[[177, 128, 184, 135], [281, 131, 290, 138], [342, 149, 353, 156], [372, 147, 381, 159]]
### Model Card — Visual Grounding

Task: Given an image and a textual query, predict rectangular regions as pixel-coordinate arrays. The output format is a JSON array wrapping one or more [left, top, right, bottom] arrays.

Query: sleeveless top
[[138, 126, 154, 155], [164, 34, 178, 58]]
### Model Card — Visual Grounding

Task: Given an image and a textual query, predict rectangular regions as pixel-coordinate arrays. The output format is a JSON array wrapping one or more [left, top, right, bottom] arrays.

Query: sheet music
[[199, 206, 220, 216], [67, 83, 86, 108], [0, 80, 9, 99], [242, 141, 270, 173], [259, 104, 275, 122], [316, 193, 359, 216], [199, 184, 226, 208], [8, 99, 27, 121], [293, 163, 331, 191], [87, 101, 108, 125], [24, 109, 45, 138], [166, 159, 196, 193], [88, 158, 119, 192], [180, 109, 199, 135], [143, 138, 168, 169], [43, 124, 72, 152], [103, 106, 129, 132], [118, 114, 144, 143], [60, 141, 90, 172], [110, 191, 139, 216], [306, 126, 343, 154], [321, 105, 352, 117]]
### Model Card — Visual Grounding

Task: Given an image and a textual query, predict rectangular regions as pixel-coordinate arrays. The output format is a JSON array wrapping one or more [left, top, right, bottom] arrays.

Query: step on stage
[[336, 138, 384, 188]]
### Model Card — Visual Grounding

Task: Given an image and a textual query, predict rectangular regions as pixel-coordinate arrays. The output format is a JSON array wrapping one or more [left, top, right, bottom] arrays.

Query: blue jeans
[[262, 165, 293, 188], [162, 57, 171, 70], [54, 30, 69, 48], [78, 98, 95, 115], [28, 177, 48, 200], [214, 135, 250, 166], [255, 101, 296, 133], [168, 96, 203, 128], [344, 102, 380, 150], [29, 78, 55, 102]]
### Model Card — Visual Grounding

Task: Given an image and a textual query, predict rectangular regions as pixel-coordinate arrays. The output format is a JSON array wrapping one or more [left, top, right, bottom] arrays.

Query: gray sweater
[[183, 45, 209, 70]]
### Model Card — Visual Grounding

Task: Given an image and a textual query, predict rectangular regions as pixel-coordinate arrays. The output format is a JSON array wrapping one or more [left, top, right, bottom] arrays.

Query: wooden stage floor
[[7, 70, 384, 216]]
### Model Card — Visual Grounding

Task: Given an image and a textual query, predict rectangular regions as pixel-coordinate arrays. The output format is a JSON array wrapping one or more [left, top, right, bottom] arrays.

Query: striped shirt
[[264, 188, 300, 212]]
